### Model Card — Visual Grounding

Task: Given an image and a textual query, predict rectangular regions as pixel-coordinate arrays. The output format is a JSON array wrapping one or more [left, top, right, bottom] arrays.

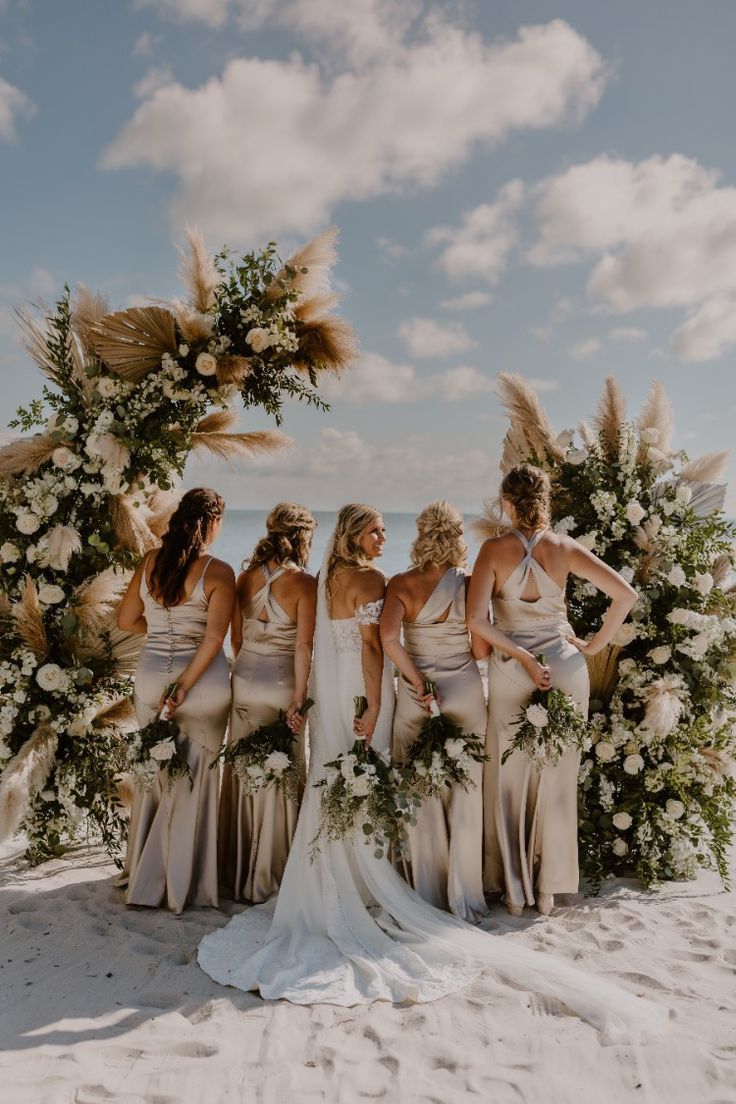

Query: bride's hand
[[354, 705, 379, 745], [566, 635, 601, 657], [520, 653, 552, 690]]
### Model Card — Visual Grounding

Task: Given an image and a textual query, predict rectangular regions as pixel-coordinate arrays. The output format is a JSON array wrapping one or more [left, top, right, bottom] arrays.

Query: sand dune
[[1, 837, 735, 1104]]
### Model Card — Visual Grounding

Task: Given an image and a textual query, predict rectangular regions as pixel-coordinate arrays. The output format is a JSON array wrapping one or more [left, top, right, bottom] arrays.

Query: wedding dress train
[[198, 536, 665, 1041]]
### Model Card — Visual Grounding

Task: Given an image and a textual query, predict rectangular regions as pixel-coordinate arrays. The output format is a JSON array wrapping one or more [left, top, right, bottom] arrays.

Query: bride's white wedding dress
[[198, 536, 665, 1040]]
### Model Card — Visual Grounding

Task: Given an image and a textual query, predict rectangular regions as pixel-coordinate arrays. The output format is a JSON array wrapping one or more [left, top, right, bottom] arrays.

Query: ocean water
[[210, 510, 484, 578]]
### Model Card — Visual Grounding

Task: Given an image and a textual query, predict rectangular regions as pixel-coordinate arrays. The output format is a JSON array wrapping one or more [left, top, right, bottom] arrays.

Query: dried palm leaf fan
[[186, 409, 291, 464], [585, 644, 622, 706], [90, 306, 178, 381], [0, 433, 57, 478], [14, 306, 68, 388]]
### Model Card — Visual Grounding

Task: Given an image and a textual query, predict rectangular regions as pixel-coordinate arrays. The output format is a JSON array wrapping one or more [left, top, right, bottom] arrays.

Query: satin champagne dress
[[218, 564, 305, 903], [484, 530, 589, 906], [392, 568, 487, 922], [123, 557, 231, 913]]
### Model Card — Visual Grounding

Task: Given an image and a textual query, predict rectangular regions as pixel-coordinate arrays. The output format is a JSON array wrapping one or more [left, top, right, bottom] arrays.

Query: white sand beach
[[1, 837, 734, 1104]]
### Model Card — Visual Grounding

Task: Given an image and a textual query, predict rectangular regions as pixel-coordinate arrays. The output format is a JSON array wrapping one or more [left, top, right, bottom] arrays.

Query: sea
[[210, 510, 485, 578]]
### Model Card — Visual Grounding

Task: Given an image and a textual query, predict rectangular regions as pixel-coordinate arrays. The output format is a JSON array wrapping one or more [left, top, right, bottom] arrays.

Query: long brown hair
[[149, 488, 225, 607], [247, 502, 316, 571]]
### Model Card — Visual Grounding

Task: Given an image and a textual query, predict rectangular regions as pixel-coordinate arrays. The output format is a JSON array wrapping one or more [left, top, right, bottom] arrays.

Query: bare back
[[329, 565, 386, 620], [487, 530, 571, 601], [145, 548, 224, 606], [238, 561, 314, 623], [388, 564, 468, 624]]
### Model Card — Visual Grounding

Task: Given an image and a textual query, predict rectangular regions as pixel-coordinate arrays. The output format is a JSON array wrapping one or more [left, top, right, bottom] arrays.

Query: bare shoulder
[[386, 569, 413, 597], [352, 567, 387, 603], [206, 557, 236, 583], [292, 570, 317, 596]]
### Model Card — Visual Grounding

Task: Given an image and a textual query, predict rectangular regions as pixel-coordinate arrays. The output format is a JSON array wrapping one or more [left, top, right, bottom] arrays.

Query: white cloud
[[526, 377, 559, 392], [322, 352, 417, 403], [440, 291, 492, 312], [376, 236, 408, 263], [133, 66, 175, 99], [609, 326, 646, 343], [670, 297, 736, 362], [436, 365, 495, 401], [133, 31, 159, 57], [0, 74, 35, 141], [569, 337, 601, 361], [102, 20, 606, 241], [399, 316, 476, 359], [427, 180, 525, 284], [135, 0, 233, 28]]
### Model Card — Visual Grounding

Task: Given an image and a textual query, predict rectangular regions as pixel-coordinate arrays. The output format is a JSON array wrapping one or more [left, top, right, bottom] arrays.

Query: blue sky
[[2, 0, 735, 512]]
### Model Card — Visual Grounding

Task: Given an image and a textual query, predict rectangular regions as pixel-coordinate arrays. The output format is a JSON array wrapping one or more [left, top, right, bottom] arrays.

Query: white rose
[[340, 754, 358, 780], [667, 564, 687, 588], [16, 512, 41, 535], [149, 738, 176, 762], [63, 415, 79, 435], [665, 798, 685, 820], [693, 572, 714, 596], [613, 622, 638, 646], [525, 704, 549, 729], [640, 427, 659, 445], [667, 608, 691, 626], [623, 754, 645, 775], [444, 738, 465, 759], [618, 658, 636, 675], [595, 741, 616, 762], [625, 501, 646, 525], [247, 765, 265, 782], [619, 566, 635, 584], [349, 773, 371, 798], [577, 532, 598, 551], [612, 812, 633, 831], [612, 838, 629, 857], [648, 646, 671, 665], [36, 663, 65, 692], [96, 377, 118, 399], [38, 584, 65, 605], [52, 446, 76, 469], [195, 352, 218, 377], [0, 541, 20, 563], [676, 484, 693, 505], [246, 327, 271, 353], [566, 448, 588, 466], [264, 750, 290, 774]]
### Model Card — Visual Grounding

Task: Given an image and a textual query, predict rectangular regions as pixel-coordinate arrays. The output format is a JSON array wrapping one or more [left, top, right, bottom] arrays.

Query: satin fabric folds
[[484, 531, 589, 906], [392, 567, 487, 922], [122, 561, 230, 914], [218, 564, 305, 903]]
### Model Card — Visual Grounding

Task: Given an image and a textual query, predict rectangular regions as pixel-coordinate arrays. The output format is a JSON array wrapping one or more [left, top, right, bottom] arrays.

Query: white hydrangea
[[693, 572, 714, 596], [576, 532, 598, 551], [150, 739, 176, 762], [554, 516, 576, 535], [667, 564, 687, 588], [0, 541, 20, 563], [676, 483, 693, 505], [613, 622, 638, 646], [348, 773, 372, 798]]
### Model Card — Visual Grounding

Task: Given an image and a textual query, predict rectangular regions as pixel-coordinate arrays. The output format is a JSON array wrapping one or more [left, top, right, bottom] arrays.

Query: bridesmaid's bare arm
[[117, 557, 149, 635], [353, 569, 386, 745], [230, 572, 246, 657], [165, 560, 236, 713], [467, 541, 550, 689], [287, 573, 318, 730], [380, 577, 434, 713], [464, 576, 491, 661], [565, 541, 638, 656]]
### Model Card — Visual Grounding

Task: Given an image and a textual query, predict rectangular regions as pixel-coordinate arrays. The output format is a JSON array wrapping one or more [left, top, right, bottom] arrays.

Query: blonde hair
[[326, 503, 382, 608], [410, 501, 467, 571], [501, 464, 551, 531], [247, 502, 316, 570]]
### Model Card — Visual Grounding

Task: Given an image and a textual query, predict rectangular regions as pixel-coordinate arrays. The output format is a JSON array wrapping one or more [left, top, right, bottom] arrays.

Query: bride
[[198, 504, 664, 1039]]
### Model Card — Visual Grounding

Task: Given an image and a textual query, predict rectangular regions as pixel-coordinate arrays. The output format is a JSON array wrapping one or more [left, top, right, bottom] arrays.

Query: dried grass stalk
[[179, 227, 219, 314], [39, 524, 82, 572], [496, 373, 565, 465], [468, 500, 508, 542], [679, 451, 729, 484], [91, 306, 177, 381], [93, 696, 137, 729], [193, 409, 238, 435], [110, 495, 158, 555], [636, 380, 674, 461], [578, 421, 597, 450], [0, 724, 58, 842], [11, 576, 47, 660], [593, 377, 627, 459], [14, 307, 66, 387], [265, 227, 339, 303], [697, 746, 734, 777], [0, 433, 57, 478], [585, 644, 622, 705], [295, 291, 340, 323], [712, 552, 733, 588], [643, 676, 682, 738], [71, 284, 110, 356], [113, 772, 137, 814], [216, 354, 252, 387], [500, 425, 530, 474], [170, 300, 213, 345], [146, 488, 180, 539], [190, 428, 291, 464], [72, 567, 131, 638], [293, 315, 357, 375]]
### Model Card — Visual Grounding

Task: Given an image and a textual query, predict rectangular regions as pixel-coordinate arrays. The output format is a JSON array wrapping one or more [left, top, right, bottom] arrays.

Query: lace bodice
[[331, 600, 384, 653]]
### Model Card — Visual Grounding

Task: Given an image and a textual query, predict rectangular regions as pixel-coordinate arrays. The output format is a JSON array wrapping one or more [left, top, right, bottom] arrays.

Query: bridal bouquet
[[404, 681, 489, 800], [503, 659, 588, 770], [213, 699, 312, 802], [127, 683, 192, 790], [310, 696, 416, 861]]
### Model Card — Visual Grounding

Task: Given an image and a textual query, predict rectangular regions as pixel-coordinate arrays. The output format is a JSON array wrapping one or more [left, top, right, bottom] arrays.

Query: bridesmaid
[[381, 501, 489, 922], [467, 465, 637, 916], [117, 488, 234, 913], [218, 502, 317, 903]]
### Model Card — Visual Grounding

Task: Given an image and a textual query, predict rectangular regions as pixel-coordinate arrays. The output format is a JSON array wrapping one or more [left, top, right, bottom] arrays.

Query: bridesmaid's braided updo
[[500, 464, 551, 531], [410, 501, 467, 571], [149, 487, 225, 607], [247, 502, 316, 570]]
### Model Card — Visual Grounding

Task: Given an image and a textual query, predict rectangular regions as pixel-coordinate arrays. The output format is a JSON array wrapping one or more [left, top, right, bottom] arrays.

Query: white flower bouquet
[[404, 680, 488, 801], [127, 683, 192, 791], [213, 699, 311, 803], [310, 696, 416, 861], [503, 657, 588, 771]]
